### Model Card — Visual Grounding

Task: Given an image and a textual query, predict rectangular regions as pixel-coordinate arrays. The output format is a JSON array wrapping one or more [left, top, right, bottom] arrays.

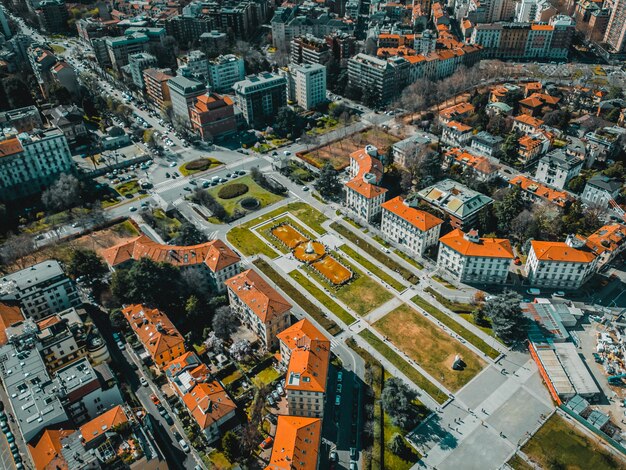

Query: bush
[[186, 158, 212, 171], [218, 183, 249, 199]]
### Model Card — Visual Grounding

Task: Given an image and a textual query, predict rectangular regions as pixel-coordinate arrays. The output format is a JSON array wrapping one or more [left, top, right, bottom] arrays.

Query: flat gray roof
[[554, 342, 601, 398], [0, 260, 66, 291]]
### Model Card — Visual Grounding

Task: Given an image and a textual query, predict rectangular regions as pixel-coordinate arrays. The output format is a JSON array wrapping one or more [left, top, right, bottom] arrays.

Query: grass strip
[[227, 227, 278, 258], [331, 222, 419, 284], [244, 202, 328, 234], [393, 249, 424, 270], [424, 287, 473, 313], [359, 330, 448, 404], [340, 245, 406, 292], [290, 270, 356, 325], [411, 295, 500, 359], [432, 275, 457, 290], [253, 258, 342, 336]]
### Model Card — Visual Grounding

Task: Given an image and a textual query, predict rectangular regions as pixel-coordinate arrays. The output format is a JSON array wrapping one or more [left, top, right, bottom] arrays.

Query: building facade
[[207, 54, 245, 92], [534, 149, 583, 189], [143, 68, 173, 110], [128, 52, 157, 89], [190, 93, 237, 141], [233, 73, 287, 128], [168, 75, 206, 125], [288, 63, 326, 110]]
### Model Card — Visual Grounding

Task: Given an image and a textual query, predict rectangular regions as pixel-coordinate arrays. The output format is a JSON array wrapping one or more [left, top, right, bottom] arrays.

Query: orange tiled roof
[[520, 93, 560, 108], [0, 137, 23, 158], [530, 240, 596, 263], [440, 229, 514, 259], [28, 429, 75, 470], [194, 93, 234, 112], [518, 135, 542, 150], [584, 224, 626, 255], [225, 269, 291, 322], [514, 114, 544, 128], [381, 196, 443, 231], [37, 314, 62, 331], [446, 148, 497, 175], [122, 304, 184, 361], [278, 319, 330, 393], [102, 235, 239, 272], [182, 380, 237, 430], [345, 178, 388, 199], [446, 120, 472, 132], [439, 102, 475, 120], [509, 175, 573, 207], [0, 302, 23, 345], [266, 416, 322, 470], [165, 351, 211, 390], [345, 147, 387, 199], [80, 406, 128, 444], [531, 24, 554, 30]]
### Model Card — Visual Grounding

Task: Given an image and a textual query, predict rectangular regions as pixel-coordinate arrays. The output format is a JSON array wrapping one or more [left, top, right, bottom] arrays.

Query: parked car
[[140, 377, 148, 387], [259, 437, 273, 449], [150, 394, 161, 406], [337, 371, 343, 383], [526, 288, 541, 295], [329, 450, 338, 462], [178, 439, 190, 453]]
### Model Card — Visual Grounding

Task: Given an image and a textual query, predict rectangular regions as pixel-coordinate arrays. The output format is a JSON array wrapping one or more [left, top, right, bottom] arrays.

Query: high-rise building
[[143, 68, 173, 110], [207, 54, 245, 92], [128, 52, 157, 89], [233, 72, 287, 128], [35, 0, 69, 33], [287, 63, 326, 110], [168, 75, 207, 125], [347, 53, 409, 105], [178, 50, 210, 82], [0, 6, 12, 38], [190, 93, 237, 141], [290, 35, 331, 65], [605, 0, 626, 53]]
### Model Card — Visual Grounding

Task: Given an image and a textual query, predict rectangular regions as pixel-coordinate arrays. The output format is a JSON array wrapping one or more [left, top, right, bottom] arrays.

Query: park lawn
[[115, 180, 140, 196], [411, 295, 500, 359], [252, 365, 281, 388], [310, 251, 393, 316], [242, 202, 328, 235], [51, 44, 66, 53], [340, 245, 406, 292], [375, 304, 484, 392], [459, 313, 500, 340], [221, 369, 243, 385], [516, 413, 623, 470], [206, 450, 233, 469], [393, 249, 424, 270], [253, 258, 342, 336], [507, 454, 534, 470], [330, 222, 419, 284], [227, 226, 278, 258], [383, 412, 422, 470], [207, 175, 284, 217], [111, 219, 140, 237], [290, 270, 356, 325], [359, 330, 448, 404]]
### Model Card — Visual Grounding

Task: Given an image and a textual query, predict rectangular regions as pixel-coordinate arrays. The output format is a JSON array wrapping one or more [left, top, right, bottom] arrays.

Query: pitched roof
[[446, 120, 472, 132], [182, 380, 237, 430], [344, 146, 387, 199], [0, 137, 24, 158], [122, 304, 184, 361], [0, 302, 23, 345], [266, 416, 322, 470], [584, 224, 626, 255], [102, 235, 239, 272], [509, 175, 573, 207], [278, 319, 330, 393], [446, 148, 498, 175], [345, 178, 388, 199], [28, 429, 75, 470], [439, 229, 514, 258], [225, 269, 292, 322], [79, 406, 128, 444], [513, 114, 544, 128], [439, 102, 475, 120], [530, 240, 596, 263], [382, 196, 443, 231]]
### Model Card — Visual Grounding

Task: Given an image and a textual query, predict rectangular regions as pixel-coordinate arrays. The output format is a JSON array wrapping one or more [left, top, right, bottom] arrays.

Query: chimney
[[463, 230, 480, 243]]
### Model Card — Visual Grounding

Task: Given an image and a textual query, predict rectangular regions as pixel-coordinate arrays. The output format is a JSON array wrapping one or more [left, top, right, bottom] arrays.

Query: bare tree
[[0, 233, 36, 270], [42, 173, 82, 214]]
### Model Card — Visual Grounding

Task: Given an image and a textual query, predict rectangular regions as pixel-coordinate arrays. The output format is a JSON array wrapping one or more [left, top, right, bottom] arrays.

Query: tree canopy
[[42, 173, 82, 213], [479, 290, 528, 345], [67, 249, 108, 283], [314, 162, 343, 200], [381, 377, 420, 430]]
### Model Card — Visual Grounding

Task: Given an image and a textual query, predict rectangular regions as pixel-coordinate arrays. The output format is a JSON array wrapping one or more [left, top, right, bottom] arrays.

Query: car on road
[[150, 394, 161, 406], [553, 291, 565, 297], [140, 377, 148, 387], [237, 170, 246, 175], [337, 371, 343, 383], [259, 436, 273, 449], [6, 432, 14, 443], [335, 395, 341, 406], [526, 288, 541, 295], [129, 206, 137, 212], [350, 447, 358, 460], [169, 162, 176, 167], [302, 186, 309, 191], [350, 462, 358, 470], [1, 421, 8, 433], [202, 181, 210, 188], [178, 439, 190, 453], [165, 172, 171, 178], [336, 384, 342, 394], [183, 186, 192, 191]]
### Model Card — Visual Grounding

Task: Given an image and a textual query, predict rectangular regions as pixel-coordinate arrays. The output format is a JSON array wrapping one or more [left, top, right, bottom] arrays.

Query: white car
[[140, 377, 148, 387], [179, 439, 190, 453], [169, 162, 176, 167]]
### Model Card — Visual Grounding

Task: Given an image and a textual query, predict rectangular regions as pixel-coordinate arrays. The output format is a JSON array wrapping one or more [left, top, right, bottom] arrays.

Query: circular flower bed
[[218, 183, 249, 199], [240, 197, 260, 210]]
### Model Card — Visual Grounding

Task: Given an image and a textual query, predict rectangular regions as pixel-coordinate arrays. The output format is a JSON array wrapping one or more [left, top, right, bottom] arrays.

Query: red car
[[513, 257, 522, 265], [150, 394, 161, 406], [259, 437, 273, 449]]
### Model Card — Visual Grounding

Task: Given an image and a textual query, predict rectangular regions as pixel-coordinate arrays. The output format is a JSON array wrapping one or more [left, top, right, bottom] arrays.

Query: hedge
[[218, 183, 249, 199]]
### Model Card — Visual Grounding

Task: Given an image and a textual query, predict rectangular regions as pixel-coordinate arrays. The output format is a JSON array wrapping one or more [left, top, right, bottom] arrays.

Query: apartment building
[[584, 223, 626, 267], [178, 50, 210, 82], [43, 105, 87, 143], [268, 416, 322, 470], [128, 52, 157, 89], [122, 304, 186, 370], [165, 352, 236, 443], [347, 53, 409, 105], [0, 260, 80, 320], [515, 0, 552, 22], [278, 319, 330, 418], [519, 93, 560, 117], [512, 114, 544, 134], [415, 179, 493, 229], [581, 174, 622, 208], [441, 120, 473, 147], [381, 196, 443, 257], [290, 35, 331, 65], [439, 102, 475, 125], [103, 32, 150, 70], [0, 105, 43, 132], [168, 75, 206, 124], [526, 236, 599, 289], [470, 131, 503, 157], [287, 63, 326, 110], [509, 175, 574, 208], [345, 145, 388, 223], [470, 16, 575, 59], [190, 93, 237, 141], [103, 236, 241, 293], [225, 269, 292, 350], [233, 73, 287, 128], [444, 148, 499, 182], [534, 149, 583, 189], [437, 229, 514, 284], [604, 0, 626, 53], [143, 68, 173, 110], [35, 0, 68, 33], [391, 132, 437, 168], [207, 54, 245, 92], [0, 126, 74, 202]]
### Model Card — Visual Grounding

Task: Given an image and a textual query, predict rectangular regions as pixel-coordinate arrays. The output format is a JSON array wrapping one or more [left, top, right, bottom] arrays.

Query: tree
[[212, 305, 236, 339], [0, 233, 35, 269], [222, 431, 240, 462], [500, 131, 520, 165], [67, 249, 108, 283], [229, 339, 252, 361], [42, 173, 82, 213], [203, 331, 223, 352], [110, 309, 126, 330], [315, 162, 343, 200], [174, 222, 208, 246], [388, 433, 407, 456], [404, 144, 441, 190], [494, 186, 525, 235], [472, 308, 489, 327], [274, 106, 303, 138], [191, 188, 226, 221], [510, 209, 534, 242], [567, 175, 587, 194], [478, 290, 528, 345], [381, 378, 420, 430]]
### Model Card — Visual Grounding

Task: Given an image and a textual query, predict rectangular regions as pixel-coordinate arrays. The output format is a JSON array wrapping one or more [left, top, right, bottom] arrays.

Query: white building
[[515, 0, 550, 22], [345, 145, 388, 223], [581, 174, 623, 208], [526, 236, 599, 289], [0, 127, 73, 201], [208, 54, 245, 92], [288, 63, 326, 110], [167, 75, 206, 125], [437, 229, 514, 284], [534, 149, 583, 190], [178, 50, 210, 82], [441, 120, 473, 147], [381, 196, 443, 257], [0, 260, 80, 320], [128, 52, 156, 89]]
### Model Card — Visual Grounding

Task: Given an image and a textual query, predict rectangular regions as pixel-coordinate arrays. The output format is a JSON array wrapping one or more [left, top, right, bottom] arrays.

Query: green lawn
[[251, 365, 281, 387], [432, 275, 457, 290], [115, 180, 141, 196], [51, 44, 66, 53], [411, 295, 500, 359], [306, 251, 393, 316], [424, 287, 473, 314], [359, 330, 448, 404], [372, 235, 390, 247], [241, 201, 328, 235], [207, 175, 284, 218], [253, 259, 342, 336], [340, 244, 406, 292], [514, 414, 623, 470], [375, 304, 485, 392], [290, 270, 356, 325], [393, 249, 424, 270], [330, 222, 419, 284], [221, 369, 243, 385], [227, 227, 278, 258]]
